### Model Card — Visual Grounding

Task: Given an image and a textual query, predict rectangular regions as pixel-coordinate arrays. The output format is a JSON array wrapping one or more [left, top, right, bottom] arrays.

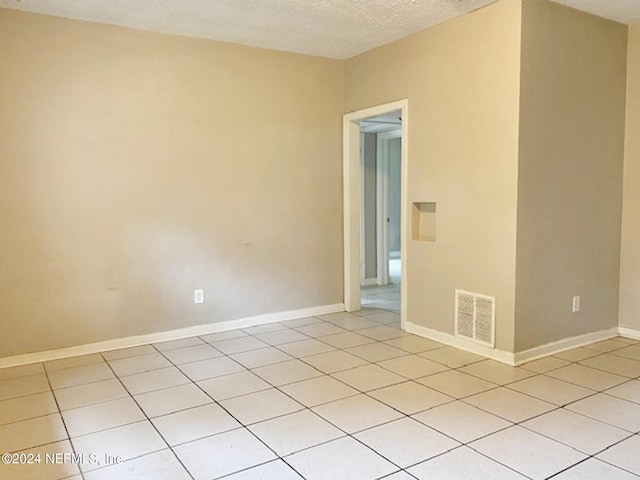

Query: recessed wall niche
[[412, 202, 436, 241]]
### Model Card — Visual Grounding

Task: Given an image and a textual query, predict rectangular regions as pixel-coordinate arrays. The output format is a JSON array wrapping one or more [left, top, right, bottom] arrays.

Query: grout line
[[544, 432, 640, 480], [461, 444, 538, 480], [48, 373, 117, 391], [0, 388, 56, 406], [544, 456, 602, 480], [279, 331, 639, 476], [42, 362, 87, 480], [96, 352, 197, 480], [163, 316, 421, 475], [241, 310, 640, 452], [150, 344, 311, 480], [2, 303, 639, 480], [15, 334, 632, 457], [594, 447, 640, 479], [235, 326, 481, 473], [0, 370, 48, 384]]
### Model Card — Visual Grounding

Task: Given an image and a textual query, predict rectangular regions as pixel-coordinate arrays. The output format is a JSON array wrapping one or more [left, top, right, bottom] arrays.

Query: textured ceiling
[[0, 1, 639, 59], [0, 0, 496, 59], [552, 0, 640, 24]]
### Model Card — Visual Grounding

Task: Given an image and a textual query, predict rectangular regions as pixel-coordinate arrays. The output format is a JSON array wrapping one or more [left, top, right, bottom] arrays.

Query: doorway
[[343, 100, 408, 328], [376, 128, 402, 287]]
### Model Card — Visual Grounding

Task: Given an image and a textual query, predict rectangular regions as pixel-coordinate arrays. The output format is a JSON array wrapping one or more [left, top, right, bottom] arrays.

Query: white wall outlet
[[194, 289, 204, 304], [572, 296, 581, 313]]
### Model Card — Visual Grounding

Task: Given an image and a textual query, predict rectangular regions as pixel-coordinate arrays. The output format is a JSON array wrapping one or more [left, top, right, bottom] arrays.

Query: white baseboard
[[619, 326, 640, 340], [0, 303, 345, 369], [405, 321, 516, 366], [362, 278, 378, 287], [406, 322, 623, 367], [513, 327, 619, 366]]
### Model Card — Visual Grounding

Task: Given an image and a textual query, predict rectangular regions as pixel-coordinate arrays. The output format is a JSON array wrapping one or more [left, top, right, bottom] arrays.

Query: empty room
[[1, 0, 640, 479]]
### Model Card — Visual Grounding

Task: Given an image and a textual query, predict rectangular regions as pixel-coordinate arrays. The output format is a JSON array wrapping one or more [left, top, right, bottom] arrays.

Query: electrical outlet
[[194, 289, 204, 304], [572, 296, 580, 313]]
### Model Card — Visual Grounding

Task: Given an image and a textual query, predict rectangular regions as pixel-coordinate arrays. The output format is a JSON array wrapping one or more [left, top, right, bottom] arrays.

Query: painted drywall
[[345, 0, 523, 352], [620, 23, 640, 331], [515, 0, 627, 351], [363, 132, 378, 280], [389, 137, 402, 254], [0, 8, 344, 357]]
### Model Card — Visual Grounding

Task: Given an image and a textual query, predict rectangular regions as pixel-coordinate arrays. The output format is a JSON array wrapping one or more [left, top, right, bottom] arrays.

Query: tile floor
[[1, 282, 640, 479]]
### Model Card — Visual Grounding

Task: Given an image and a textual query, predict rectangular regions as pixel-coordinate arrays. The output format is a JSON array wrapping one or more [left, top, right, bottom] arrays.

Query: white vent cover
[[455, 290, 495, 348]]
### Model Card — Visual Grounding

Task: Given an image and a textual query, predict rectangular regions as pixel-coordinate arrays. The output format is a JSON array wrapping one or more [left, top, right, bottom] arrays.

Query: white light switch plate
[[572, 296, 580, 313], [194, 289, 204, 304]]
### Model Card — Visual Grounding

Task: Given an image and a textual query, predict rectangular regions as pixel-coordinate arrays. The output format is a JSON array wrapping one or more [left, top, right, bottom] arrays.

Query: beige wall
[[0, 9, 344, 357], [620, 24, 640, 331], [345, 0, 523, 351], [515, 0, 627, 351], [1, 1, 634, 360]]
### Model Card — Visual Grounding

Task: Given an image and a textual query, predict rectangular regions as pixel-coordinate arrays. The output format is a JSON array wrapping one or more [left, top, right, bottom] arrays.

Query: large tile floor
[[1, 283, 640, 480]]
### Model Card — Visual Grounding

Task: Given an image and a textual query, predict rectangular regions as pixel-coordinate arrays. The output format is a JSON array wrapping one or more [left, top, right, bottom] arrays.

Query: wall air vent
[[455, 290, 495, 348]]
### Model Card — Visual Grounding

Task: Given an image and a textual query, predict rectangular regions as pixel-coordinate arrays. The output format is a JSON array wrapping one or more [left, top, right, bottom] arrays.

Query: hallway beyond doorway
[[361, 280, 400, 315]]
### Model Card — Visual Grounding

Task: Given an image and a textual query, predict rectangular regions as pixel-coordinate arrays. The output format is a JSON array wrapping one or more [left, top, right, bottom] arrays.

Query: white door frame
[[343, 99, 408, 329], [376, 128, 402, 286]]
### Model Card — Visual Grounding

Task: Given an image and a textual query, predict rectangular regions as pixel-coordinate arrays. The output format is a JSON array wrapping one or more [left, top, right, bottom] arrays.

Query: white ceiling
[[1, 1, 639, 59], [552, 0, 640, 25]]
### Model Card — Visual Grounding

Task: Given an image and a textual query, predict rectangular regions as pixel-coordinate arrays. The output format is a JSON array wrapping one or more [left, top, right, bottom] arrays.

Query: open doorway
[[359, 113, 402, 312], [343, 100, 408, 329]]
